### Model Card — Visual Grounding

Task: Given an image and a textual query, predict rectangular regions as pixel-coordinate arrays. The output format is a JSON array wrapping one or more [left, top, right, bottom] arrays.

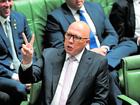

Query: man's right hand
[[21, 33, 35, 64], [90, 47, 108, 56]]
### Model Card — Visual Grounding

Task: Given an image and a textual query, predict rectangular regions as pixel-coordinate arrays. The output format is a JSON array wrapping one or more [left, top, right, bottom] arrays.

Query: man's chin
[[3, 14, 10, 18]]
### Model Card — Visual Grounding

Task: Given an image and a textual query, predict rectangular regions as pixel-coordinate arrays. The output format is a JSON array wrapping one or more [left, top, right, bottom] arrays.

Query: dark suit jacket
[[19, 48, 109, 105], [109, 0, 136, 41], [45, 2, 118, 49], [0, 11, 32, 78]]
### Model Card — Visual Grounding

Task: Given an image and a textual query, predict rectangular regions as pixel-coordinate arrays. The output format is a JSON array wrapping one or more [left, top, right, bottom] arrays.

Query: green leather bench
[[12, 0, 140, 105], [118, 55, 140, 105]]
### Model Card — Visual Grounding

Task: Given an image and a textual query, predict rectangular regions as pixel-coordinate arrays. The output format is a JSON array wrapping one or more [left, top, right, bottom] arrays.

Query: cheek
[[73, 43, 84, 50], [64, 39, 68, 45], [0, 3, 4, 7]]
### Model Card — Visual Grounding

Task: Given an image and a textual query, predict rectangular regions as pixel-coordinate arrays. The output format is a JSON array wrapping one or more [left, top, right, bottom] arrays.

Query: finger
[[22, 32, 28, 44], [22, 44, 28, 54], [30, 34, 35, 45]]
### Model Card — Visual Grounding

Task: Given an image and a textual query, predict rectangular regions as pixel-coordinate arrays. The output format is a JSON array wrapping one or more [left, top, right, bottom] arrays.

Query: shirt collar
[[79, 6, 86, 12], [67, 4, 85, 15], [133, 0, 140, 3], [65, 48, 85, 62], [0, 16, 10, 24]]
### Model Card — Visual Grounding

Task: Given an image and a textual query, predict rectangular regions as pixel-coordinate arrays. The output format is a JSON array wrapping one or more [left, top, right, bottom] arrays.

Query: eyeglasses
[[65, 33, 88, 42]]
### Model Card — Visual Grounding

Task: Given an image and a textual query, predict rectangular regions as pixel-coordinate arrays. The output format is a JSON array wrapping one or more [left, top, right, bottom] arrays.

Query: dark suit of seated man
[[19, 21, 109, 105], [109, 0, 140, 53], [0, 0, 33, 105]]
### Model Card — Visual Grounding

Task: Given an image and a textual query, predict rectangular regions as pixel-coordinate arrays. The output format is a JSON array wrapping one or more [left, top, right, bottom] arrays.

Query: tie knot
[[77, 10, 84, 15], [68, 56, 77, 62], [4, 20, 8, 25], [4, 19, 9, 24]]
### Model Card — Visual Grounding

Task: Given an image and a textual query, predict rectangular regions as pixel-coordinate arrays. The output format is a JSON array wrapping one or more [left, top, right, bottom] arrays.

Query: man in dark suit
[[109, 0, 140, 53], [45, 0, 138, 104], [0, 0, 33, 105], [19, 21, 109, 105]]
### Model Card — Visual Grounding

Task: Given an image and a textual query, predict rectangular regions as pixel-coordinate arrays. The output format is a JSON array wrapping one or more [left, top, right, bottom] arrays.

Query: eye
[[74, 36, 81, 40]]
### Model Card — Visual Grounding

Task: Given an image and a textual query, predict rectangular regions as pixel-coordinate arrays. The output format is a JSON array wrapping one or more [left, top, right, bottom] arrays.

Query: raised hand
[[21, 33, 35, 64]]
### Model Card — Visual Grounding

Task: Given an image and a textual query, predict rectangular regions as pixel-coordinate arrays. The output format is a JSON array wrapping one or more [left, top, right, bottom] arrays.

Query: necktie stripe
[[78, 10, 98, 48], [4, 21, 20, 72]]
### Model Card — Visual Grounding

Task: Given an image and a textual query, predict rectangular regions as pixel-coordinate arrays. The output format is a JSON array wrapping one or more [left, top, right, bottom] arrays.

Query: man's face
[[64, 22, 89, 56], [66, 0, 84, 10], [0, 0, 13, 18]]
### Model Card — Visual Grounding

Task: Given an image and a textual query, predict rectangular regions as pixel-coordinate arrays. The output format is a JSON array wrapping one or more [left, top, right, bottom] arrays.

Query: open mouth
[[66, 45, 73, 51]]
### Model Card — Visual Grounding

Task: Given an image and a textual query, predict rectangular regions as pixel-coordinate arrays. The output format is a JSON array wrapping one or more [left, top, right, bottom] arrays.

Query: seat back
[[12, 0, 64, 58], [119, 55, 140, 103]]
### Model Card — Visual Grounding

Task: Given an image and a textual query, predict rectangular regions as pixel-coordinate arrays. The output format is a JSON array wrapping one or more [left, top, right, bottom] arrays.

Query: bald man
[[19, 21, 109, 105]]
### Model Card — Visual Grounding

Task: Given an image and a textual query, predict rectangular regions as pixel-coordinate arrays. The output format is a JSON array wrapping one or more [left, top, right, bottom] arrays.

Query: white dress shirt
[[134, 0, 140, 37], [0, 16, 10, 37], [51, 49, 85, 105]]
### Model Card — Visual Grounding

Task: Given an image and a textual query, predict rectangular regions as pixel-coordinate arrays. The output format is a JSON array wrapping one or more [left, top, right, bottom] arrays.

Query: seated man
[[109, 0, 140, 53], [0, 0, 33, 105], [19, 21, 109, 105]]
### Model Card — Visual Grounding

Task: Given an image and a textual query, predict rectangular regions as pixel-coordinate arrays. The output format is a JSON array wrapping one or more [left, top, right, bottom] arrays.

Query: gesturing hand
[[21, 33, 35, 64]]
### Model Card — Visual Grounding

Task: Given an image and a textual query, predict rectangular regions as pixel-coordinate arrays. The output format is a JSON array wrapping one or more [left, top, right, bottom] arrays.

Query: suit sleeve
[[96, 3, 119, 48], [109, 2, 126, 39], [19, 56, 43, 83], [0, 66, 14, 78], [91, 57, 109, 105], [45, 13, 65, 48]]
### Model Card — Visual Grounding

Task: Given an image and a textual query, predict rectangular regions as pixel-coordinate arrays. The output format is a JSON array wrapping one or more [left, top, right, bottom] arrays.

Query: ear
[[86, 38, 90, 44]]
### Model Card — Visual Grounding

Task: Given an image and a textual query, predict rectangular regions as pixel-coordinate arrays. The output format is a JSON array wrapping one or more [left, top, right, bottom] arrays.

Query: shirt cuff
[[12, 73, 18, 79], [101, 45, 110, 52], [21, 61, 32, 71], [137, 38, 140, 46]]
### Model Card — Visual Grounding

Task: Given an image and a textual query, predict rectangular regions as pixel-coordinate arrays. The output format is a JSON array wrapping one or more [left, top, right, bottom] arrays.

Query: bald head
[[68, 21, 90, 39], [64, 21, 90, 56]]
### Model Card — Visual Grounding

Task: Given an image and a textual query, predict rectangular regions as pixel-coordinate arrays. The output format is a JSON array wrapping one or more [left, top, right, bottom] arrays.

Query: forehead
[[68, 26, 82, 36], [68, 23, 89, 37]]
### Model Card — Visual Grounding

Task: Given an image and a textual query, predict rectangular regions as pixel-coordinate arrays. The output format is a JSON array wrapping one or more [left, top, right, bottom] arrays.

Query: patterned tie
[[4, 21, 20, 72], [59, 57, 76, 105], [78, 10, 98, 48]]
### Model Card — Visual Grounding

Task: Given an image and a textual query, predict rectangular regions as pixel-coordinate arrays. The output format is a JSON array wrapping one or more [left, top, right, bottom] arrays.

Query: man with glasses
[[19, 21, 109, 105], [0, 0, 33, 105]]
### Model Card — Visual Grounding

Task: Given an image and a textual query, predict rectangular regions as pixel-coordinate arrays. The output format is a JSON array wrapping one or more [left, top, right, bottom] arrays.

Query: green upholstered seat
[[118, 55, 140, 105]]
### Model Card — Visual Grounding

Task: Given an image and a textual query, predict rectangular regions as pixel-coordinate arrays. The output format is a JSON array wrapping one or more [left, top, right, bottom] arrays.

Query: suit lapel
[[84, 2, 100, 35], [62, 3, 75, 24], [10, 14, 19, 56], [52, 49, 66, 95], [0, 13, 19, 57], [68, 49, 92, 98], [0, 22, 13, 55]]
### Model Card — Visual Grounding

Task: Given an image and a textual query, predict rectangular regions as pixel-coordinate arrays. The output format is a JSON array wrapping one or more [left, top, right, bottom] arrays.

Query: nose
[[69, 36, 74, 43]]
